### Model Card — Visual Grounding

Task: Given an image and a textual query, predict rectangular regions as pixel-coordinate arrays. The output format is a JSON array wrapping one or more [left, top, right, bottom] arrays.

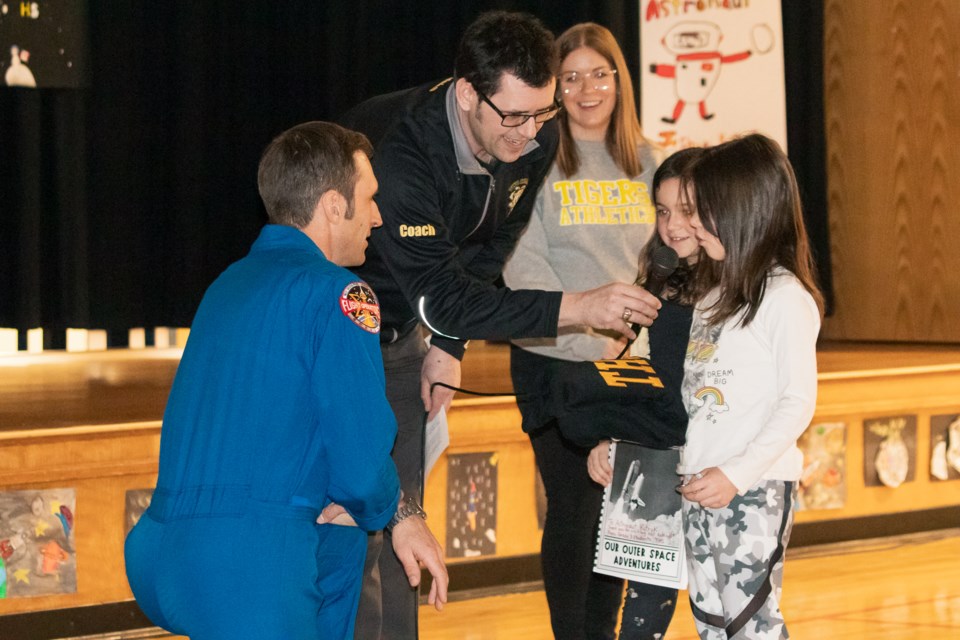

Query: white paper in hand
[[424, 406, 450, 480]]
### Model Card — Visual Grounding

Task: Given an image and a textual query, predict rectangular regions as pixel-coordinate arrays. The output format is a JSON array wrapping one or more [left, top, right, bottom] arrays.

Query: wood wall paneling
[[823, 0, 960, 342]]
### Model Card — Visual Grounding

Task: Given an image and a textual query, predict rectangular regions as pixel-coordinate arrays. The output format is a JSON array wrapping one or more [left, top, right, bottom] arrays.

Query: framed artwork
[[930, 414, 960, 481], [124, 489, 154, 536], [797, 422, 847, 510], [446, 452, 498, 558], [863, 415, 917, 488], [0, 488, 77, 598]]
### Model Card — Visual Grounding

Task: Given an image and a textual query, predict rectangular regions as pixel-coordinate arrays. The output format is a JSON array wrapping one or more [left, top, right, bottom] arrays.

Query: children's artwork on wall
[[0, 0, 87, 88], [797, 422, 847, 510], [930, 414, 960, 482], [124, 489, 154, 536], [640, 1, 787, 153], [0, 488, 77, 598], [446, 452, 498, 558], [864, 415, 917, 488]]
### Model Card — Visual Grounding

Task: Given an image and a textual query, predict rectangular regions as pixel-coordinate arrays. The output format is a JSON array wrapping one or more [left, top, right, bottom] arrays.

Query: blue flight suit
[[125, 225, 401, 640]]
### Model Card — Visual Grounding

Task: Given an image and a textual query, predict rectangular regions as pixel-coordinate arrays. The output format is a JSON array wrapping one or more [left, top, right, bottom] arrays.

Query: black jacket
[[548, 299, 693, 449], [341, 79, 562, 359]]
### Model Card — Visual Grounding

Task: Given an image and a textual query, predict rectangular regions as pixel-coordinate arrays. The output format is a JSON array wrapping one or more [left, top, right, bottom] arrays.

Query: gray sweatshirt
[[503, 139, 662, 362]]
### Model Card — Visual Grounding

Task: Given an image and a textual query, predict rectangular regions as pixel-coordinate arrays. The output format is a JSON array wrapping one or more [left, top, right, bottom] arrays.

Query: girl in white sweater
[[676, 134, 824, 640]]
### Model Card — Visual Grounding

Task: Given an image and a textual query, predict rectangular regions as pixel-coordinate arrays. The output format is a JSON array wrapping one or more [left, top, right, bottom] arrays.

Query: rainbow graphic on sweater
[[693, 386, 728, 412]]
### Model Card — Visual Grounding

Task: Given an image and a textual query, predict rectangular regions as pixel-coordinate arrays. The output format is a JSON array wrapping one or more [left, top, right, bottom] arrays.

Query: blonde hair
[[554, 23, 645, 178]]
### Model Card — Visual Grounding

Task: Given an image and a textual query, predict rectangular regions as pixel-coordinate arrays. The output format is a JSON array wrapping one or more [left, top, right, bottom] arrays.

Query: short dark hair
[[257, 121, 373, 228], [454, 10, 558, 96]]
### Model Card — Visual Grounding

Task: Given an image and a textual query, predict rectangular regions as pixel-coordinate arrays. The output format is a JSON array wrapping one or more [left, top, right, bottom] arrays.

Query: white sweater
[[677, 268, 821, 493]]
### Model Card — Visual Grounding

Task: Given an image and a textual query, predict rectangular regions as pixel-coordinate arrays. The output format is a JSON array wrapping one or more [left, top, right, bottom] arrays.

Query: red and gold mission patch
[[339, 282, 381, 333]]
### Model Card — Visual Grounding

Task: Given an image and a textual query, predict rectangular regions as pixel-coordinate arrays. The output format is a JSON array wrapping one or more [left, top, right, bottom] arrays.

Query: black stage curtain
[[0, 0, 828, 347]]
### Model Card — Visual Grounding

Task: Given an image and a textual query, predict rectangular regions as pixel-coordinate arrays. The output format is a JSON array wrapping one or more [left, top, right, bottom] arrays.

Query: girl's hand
[[587, 441, 613, 486], [679, 467, 738, 509], [601, 337, 629, 360]]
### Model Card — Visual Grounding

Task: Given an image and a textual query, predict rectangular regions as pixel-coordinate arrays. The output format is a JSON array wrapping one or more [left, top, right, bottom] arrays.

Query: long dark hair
[[684, 133, 824, 326], [554, 23, 644, 178], [637, 147, 705, 305]]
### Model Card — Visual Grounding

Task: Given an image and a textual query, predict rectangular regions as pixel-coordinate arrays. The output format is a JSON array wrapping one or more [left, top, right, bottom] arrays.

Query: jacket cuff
[[431, 336, 468, 360]]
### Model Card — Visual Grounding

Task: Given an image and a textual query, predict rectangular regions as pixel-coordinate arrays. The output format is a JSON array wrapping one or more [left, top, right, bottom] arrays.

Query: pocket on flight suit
[[314, 523, 369, 639]]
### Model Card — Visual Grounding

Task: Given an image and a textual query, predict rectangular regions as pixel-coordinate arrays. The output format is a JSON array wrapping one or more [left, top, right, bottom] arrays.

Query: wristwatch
[[386, 495, 427, 531]]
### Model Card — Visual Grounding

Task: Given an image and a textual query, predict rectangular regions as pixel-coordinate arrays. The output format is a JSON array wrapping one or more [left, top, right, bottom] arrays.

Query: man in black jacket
[[341, 11, 661, 639]]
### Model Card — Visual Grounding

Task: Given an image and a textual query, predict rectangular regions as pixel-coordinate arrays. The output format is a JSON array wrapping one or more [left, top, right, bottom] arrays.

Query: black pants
[[513, 346, 620, 638], [513, 346, 677, 640], [529, 420, 623, 639], [619, 581, 678, 639], [355, 327, 426, 640]]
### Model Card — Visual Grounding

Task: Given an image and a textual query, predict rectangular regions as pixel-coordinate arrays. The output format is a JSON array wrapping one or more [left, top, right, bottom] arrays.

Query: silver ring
[[621, 308, 633, 322]]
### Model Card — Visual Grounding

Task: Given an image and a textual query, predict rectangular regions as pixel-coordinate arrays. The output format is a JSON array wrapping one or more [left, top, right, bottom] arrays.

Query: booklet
[[594, 441, 687, 589]]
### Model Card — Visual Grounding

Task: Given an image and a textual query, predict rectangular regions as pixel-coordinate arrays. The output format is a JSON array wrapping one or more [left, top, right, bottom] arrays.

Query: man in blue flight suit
[[125, 121, 447, 640]]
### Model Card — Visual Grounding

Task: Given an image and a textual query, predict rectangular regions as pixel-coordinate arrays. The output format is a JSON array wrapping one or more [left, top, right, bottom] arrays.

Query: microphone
[[644, 245, 680, 297], [614, 245, 679, 359]]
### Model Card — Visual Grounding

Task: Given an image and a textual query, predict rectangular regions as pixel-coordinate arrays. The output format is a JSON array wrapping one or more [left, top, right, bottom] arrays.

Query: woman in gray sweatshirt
[[502, 22, 672, 640]]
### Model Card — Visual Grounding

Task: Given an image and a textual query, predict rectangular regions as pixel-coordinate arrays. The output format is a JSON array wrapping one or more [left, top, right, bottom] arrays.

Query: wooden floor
[[420, 529, 960, 639]]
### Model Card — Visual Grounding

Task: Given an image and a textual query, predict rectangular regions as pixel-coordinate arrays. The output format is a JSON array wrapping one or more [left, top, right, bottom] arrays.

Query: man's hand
[[421, 345, 461, 420], [391, 516, 448, 611], [558, 283, 661, 339], [587, 441, 613, 486], [679, 467, 738, 509]]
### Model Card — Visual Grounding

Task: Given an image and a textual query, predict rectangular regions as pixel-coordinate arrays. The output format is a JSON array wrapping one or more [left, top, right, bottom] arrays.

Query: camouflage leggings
[[682, 480, 796, 639]]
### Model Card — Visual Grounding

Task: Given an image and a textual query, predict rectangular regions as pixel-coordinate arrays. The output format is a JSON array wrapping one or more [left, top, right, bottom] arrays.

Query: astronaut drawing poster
[[594, 442, 685, 589], [0, 488, 77, 598], [0, 0, 86, 88], [640, 0, 787, 153]]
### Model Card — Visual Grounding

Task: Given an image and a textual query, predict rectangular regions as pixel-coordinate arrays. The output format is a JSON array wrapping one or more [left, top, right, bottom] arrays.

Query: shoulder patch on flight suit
[[339, 282, 381, 333]]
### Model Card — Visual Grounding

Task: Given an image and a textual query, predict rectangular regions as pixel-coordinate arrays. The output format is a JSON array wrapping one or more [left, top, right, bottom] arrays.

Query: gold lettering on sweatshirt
[[554, 179, 654, 226]]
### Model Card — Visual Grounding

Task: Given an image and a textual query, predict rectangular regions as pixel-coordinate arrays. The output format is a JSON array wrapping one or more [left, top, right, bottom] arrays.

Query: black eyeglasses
[[477, 92, 561, 127]]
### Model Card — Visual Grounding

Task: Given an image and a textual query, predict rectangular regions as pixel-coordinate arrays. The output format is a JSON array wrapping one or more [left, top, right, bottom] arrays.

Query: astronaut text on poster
[[640, 0, 787, 153]]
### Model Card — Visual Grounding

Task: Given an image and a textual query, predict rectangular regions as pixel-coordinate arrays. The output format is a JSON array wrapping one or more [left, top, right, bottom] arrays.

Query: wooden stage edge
[[3, 339, 960, 431], [1, 340, 959, 629]]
